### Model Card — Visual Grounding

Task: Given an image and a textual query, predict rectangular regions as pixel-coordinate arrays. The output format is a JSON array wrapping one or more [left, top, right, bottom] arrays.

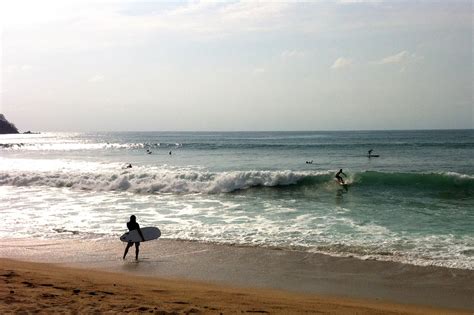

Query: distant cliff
[[0, 114, 19, 134]]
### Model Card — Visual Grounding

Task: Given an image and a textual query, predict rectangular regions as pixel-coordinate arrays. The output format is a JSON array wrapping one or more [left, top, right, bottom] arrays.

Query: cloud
[[372, 50, 421, 65], [21, 65, 32, 71], [253, 68, 265, 75], [336, 0, 384, 4], [3, 1, 296, 53], [281, 50, 306, 59], [220, 1, 289, 22], [88, 74, 105, 83], [331, 57, 353, 70], [3, 1, 469, 56], [5, 64, 33, 73], [165, 1, 292, 35]]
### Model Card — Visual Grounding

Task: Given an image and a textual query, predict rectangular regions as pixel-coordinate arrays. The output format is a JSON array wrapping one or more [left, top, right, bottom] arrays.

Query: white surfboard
[[334, 178, 348, 186], [120, 227, 161, 242]]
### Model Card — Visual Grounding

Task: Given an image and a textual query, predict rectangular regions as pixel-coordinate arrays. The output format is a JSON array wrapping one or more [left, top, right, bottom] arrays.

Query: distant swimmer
[[123, 215, 145, 260], [305, 160, 313, 164], [335, 169, 347, 185], [169, 151, 172, 155], [123, 163, 132, 169], [367, 149, 379, 158]]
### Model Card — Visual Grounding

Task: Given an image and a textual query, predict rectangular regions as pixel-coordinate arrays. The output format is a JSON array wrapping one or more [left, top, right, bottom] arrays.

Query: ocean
[[0, 130, 473, 270]]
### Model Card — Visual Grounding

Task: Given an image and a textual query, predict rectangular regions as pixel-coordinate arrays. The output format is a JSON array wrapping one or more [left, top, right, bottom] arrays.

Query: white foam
[[0, 183, 472, 270], [0, 157, 328, 194]]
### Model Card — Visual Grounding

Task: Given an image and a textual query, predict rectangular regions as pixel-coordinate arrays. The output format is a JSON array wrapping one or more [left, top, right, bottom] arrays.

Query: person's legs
[[123, 242, 133, 259], [135, 242, 140, 260]]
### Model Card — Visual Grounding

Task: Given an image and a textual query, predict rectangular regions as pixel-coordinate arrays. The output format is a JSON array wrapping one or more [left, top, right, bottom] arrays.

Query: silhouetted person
[[169, 151, 172, 155], [123, 215, 145, 260], [335, 169, 347, 184]]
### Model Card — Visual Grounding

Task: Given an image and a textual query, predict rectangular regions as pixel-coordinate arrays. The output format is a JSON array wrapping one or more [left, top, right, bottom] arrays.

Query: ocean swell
[[352, 171, 474, 191], [2, 140, 473, 151], [0, 166, 472, 195]]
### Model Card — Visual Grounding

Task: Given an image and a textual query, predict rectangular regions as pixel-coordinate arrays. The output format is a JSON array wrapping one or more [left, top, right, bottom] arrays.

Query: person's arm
[[342, 172, 347, 177]]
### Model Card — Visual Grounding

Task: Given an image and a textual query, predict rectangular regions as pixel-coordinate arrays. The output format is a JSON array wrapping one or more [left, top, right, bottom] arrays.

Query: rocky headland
[[0, 114, 19, 134]]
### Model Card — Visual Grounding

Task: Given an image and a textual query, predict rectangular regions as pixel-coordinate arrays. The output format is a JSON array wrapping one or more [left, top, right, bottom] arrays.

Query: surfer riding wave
[[335, 169, 347, 185]]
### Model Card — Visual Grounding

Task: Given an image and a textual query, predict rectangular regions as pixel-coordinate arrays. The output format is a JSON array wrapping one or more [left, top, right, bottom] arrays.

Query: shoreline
[[1, 238, 473, 312], [2, 258, 468, 315], [169, 238, 474, 271]]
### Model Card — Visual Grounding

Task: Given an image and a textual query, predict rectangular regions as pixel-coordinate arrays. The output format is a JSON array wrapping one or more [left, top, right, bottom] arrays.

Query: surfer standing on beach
[[123, 215, 145, 260], [335, 169, 347, 185]]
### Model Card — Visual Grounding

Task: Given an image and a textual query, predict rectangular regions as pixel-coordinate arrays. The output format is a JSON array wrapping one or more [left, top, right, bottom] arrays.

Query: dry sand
[[1, 258, 468, 314]]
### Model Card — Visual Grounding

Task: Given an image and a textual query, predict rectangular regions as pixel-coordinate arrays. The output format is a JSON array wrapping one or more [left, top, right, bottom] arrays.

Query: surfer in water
[[335, 169, 347, 185], [368, 149, 373, 156], [123, 215, 145, 260]]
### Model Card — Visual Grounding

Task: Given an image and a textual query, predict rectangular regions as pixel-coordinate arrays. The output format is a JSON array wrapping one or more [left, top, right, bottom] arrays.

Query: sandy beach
[[1, 238, 473, 314], [1, 258, 470, 315]]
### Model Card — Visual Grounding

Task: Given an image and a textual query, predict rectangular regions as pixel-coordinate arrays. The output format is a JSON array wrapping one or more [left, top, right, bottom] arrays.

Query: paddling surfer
[[123, 215, 145, 260], [335, 169, 347, 185]]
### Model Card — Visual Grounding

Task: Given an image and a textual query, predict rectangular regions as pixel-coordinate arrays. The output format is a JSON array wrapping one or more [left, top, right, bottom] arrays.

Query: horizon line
[[13, 128, 474, 133]]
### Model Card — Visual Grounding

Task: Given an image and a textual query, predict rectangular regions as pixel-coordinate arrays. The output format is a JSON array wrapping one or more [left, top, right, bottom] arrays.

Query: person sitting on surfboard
[[123, 215, 145, 260], [335, 169, 347, 185], [368, 149, 373, 156]]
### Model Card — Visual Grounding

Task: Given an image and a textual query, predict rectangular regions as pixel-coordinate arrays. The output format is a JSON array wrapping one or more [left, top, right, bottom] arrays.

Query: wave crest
[[352, 171, 474, 190], [0, 169, 329, 194], [0, 142, 181, 151], [0, 167, 472, 194]]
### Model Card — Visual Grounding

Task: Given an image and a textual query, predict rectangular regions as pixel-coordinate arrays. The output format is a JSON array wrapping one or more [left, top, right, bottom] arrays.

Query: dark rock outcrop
[[0, 114, 19, 134]]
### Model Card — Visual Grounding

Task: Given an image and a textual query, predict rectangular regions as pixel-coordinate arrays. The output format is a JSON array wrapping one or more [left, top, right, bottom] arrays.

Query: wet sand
[[1, 238, 473, 313]]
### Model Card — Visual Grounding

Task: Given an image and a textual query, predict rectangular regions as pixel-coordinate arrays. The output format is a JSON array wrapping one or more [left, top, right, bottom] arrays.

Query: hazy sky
[[1, 0, 472, 131]]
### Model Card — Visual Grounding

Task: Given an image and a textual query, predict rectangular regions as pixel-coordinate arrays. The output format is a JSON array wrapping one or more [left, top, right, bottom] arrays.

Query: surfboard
[[120, 227, 161, 242], [368, 154, 380, 158], [334, 178, 348, 186]]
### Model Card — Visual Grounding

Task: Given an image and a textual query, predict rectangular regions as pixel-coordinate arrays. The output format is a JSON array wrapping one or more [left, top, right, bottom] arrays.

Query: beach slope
[[0, 258, 469, 314]]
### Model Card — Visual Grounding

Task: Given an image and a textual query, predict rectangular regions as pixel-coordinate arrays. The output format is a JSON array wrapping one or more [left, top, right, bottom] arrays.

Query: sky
[[0, 0, 472, 132]]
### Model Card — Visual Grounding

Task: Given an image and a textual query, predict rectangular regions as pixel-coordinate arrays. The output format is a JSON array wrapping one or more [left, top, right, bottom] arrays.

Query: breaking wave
[[0, 166, 327, 193], [2, 140, 473, 151], [0, 164, 472, 195], [0, 142, 181, 151]]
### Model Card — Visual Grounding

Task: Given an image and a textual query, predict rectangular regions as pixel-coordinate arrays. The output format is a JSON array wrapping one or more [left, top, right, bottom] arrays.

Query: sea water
[[0, 130, 473, 269]]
